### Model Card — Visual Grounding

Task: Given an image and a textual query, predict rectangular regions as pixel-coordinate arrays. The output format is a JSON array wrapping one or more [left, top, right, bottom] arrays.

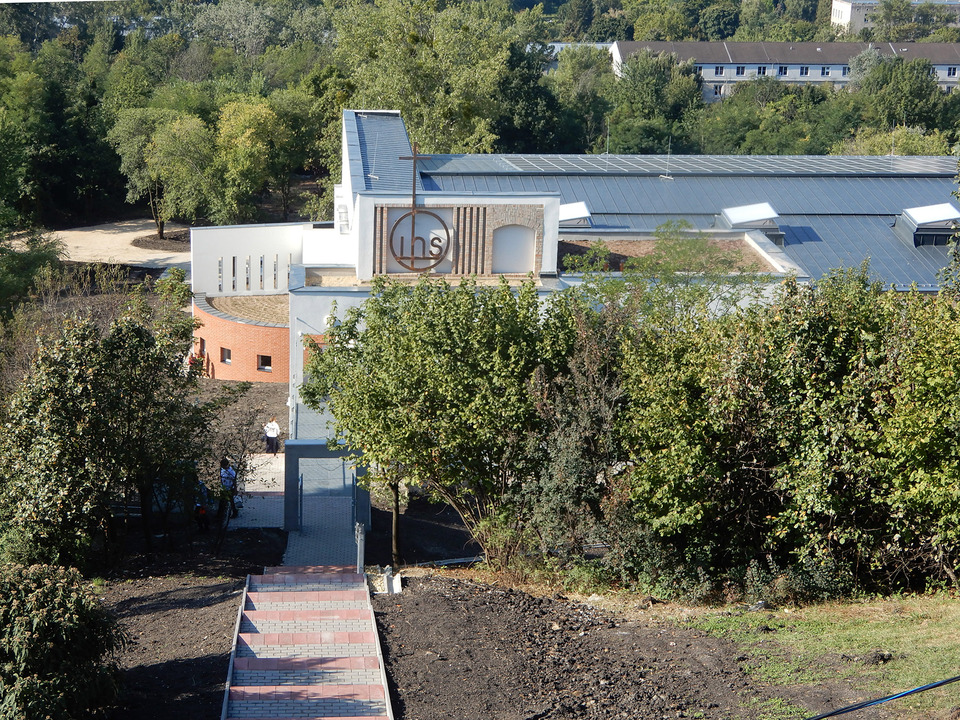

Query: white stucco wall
[[302, 225, 358, 267], [191, 223, 304, 296]]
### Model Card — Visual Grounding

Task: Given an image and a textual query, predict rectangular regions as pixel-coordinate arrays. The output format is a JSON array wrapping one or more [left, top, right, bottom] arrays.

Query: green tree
[[144, 113, 214, 225], [0, 271, 219, 566], [546, 45, 615, 151], [302, 277, 574, 565], [211, 98, 287, 224], [194, 0, 277, 58], [830, 124, 952, 155], [108, 107, 180, 236], [0, 227, 62, 313], [0, 563, 124, 720], [491, 43, 568, 152], [700, 3, 740, 39], [333, 0, 536, 153], [267, 88, 324, 220], [608, 50, 703, 152], [859, 56, 944, 129]]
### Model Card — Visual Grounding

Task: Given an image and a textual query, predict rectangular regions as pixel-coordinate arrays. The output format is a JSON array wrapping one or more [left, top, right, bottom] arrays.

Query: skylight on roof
[[721, 202, 779, 227], [903, 203, 960, 226], [559, 201, 590, 221]]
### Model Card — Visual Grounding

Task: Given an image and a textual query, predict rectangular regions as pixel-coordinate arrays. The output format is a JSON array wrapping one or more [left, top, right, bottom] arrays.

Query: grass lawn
[[685, 592, 960, 719]]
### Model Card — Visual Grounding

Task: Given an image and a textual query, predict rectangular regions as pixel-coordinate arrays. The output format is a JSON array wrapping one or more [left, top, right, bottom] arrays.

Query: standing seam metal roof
[[352, 111, 419, 194]]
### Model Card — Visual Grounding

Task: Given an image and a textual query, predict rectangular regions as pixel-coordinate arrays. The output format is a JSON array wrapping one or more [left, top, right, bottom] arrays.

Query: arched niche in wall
[[491, 224, 536, 275]]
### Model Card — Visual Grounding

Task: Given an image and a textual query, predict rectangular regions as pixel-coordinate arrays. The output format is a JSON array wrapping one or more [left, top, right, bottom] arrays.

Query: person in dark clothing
[[219, 458, 238, 519], [195, 478, 210, 532]]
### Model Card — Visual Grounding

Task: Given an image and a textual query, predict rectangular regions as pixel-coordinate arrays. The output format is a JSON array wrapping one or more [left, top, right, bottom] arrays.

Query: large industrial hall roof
[[346, 110, 959, 290]]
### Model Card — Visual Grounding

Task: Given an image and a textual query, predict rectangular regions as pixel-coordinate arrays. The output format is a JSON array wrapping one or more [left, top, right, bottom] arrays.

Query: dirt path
[[53, 219, 190, 270], [98, 496, 902, 720]]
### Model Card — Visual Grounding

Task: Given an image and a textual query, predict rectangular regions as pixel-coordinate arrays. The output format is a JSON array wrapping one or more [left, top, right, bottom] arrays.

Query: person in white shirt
[[264, 417, 281, 455]]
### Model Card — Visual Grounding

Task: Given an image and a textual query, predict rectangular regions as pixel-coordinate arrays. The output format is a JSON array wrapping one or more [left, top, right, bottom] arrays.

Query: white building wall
[[302, 225, 358, 267], [191, 223, 304, 297]]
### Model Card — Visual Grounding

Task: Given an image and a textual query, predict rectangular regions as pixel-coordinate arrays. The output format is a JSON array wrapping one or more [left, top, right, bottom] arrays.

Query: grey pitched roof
[[417, 152, 957, 288], [349, 110, 421, 194]]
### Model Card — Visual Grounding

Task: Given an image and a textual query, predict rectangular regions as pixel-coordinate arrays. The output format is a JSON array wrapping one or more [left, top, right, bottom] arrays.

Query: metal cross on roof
[[400, 143, 430, 209], [399, 143, 431, 256]]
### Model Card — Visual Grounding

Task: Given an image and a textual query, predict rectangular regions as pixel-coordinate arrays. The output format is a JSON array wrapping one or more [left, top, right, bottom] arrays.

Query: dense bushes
[[599, 265, 960, 599], [0, 563, 124, 720], [309, 248, 960, 600]]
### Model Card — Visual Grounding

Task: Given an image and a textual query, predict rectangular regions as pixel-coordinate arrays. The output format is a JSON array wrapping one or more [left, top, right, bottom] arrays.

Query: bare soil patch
[[372, 573, 902, 720], [100, 528, 287, 720], [131, 228, 191, 253]]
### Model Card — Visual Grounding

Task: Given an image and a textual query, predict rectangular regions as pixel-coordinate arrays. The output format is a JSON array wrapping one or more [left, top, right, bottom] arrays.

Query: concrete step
[[244, 590, 369, 612], [226, 684, 387, 718], [240, 615, 371, 634], [263, 565, 358, 574], [248, 573, 365, 593], [236, 630, 378, 659], [232, 657, 382, 686], [226, 717, 388, 720]]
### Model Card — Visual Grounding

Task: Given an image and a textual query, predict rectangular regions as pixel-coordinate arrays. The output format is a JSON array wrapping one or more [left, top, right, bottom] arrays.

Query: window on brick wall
[[221, 347, 231, 364], [199, 338, 206, 356], [257, 354, 272, 372]]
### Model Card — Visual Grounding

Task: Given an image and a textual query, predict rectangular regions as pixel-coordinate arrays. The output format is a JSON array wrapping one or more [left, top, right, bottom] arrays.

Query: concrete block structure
[[830, 0, 960, 32]]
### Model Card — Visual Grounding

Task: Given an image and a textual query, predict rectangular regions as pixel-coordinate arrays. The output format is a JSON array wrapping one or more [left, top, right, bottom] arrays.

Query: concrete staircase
[[223, 566, 392, 720]]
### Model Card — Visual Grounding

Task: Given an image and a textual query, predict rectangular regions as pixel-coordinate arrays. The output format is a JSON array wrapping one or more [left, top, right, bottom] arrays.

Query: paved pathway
[[224, 454, 393, 720]]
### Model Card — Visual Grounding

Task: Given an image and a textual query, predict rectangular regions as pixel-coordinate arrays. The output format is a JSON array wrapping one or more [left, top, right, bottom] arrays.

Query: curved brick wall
[[193, 297, 289, 384]]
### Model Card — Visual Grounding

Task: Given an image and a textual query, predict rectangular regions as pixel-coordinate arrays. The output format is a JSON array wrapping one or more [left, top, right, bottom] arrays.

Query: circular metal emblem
[[389, 209, 452, 273]]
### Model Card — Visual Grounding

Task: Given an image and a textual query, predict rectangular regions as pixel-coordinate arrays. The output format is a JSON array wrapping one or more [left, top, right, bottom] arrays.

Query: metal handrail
[[355, 521, 365, 574], [297, 473, 303, 531]]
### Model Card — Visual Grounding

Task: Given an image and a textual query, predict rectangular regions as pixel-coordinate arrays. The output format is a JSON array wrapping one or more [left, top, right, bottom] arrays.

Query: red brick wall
[[193, 303, 288, 384]]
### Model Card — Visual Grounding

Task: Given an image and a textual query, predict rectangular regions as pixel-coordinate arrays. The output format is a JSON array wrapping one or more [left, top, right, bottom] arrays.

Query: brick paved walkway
[[223, 457, 394, 720]]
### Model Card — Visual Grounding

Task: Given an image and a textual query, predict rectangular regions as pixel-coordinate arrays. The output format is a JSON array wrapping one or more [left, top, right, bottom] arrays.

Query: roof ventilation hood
[[559, 201, 591, 228], [716, 202, 785, 246], [894, 203, 960, 247]]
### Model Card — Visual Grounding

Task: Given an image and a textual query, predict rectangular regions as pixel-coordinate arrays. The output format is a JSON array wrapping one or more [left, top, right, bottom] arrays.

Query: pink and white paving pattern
[[223, 566, 392, 720]]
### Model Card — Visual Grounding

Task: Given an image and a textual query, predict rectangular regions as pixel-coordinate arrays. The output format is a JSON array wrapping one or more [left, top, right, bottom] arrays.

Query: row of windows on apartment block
[[697, 65, 960, 78], [198, 338, 273, 372], [697, 64, 851, 77], [218, 254, 293, 293]]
